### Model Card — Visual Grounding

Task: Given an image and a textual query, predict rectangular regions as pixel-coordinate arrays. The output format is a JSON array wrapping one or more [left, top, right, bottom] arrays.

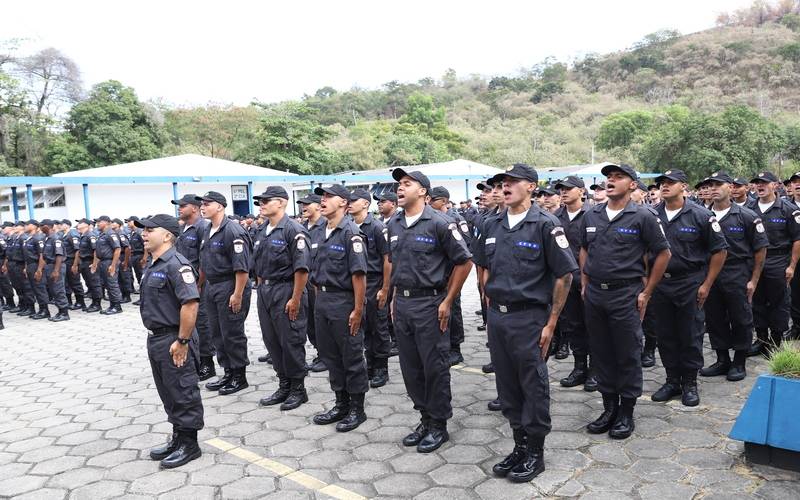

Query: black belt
[[590, 278, 641, 290], [489, 301, 545, 313], [260, 277, 292, 285], [207, 275, 235, 284], [80, 256, 94, 261], [767, 247, 790, 256], [662, 269, 702, 279], [396, 287, 445, 298], [148, 327, 179, 337], [318, 285, 350, 293]]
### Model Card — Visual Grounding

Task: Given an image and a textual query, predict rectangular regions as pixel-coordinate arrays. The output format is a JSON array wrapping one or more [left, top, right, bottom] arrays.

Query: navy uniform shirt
[[8, 234, 24, 262], [79, 230, 98, 259], [310, 217, 367, 290], [554, 204, 587, 277], [95, 229, 121, 260], [199, 217, 251, 282], [253, 214, 311, 280], [471, 208, 503, 267], [128, 228, 145, 255], [749, 198, 800, 264], [23, 233, 44, 264], [117, 230, 130, 250], [176, 218, 208, 271], [580, 201, 670, 281], [715, 203, 769, 266], [478, 206, 578, 305], [307, 216, 328, 277], [445, 208, 473, 248], [139, 246, 200, 331], [654, 201, 728, 275], [387, 205, 472, 290], [355, 214, 389, 276], [62, 228, 81, 259], [43, 233, 65, 264]]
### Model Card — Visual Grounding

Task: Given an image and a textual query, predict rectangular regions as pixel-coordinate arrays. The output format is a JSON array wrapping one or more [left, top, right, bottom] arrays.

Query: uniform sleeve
[[748, 215, 770, 251], [89, 235, 97, 250], [703, 213, 729, 254], [109, 233, 121, 250], [640, 211, 670, 254], [54, 238, 65, 257], [347, 233, 368, 275], [374, 221, 390, 257], [541, 220, 579, 278], [437, 219, 472, 265], [289, 226, 311, 273], [789, 209, 800, 242], [120, 235, 130, 248], [169, 261, 201, 305], [472, 226, 488, 268], [35, 238, 44, 255], [228, 227, 251, 273], [579, 213, 589, 249]]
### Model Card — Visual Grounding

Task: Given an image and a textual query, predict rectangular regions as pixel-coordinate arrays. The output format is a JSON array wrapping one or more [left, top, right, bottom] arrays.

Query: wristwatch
[[177, 337, 190, 345]]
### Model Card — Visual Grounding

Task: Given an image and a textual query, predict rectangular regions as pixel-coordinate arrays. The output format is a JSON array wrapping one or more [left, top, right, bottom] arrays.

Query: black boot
[[149, 429, 180, 460], [369, 358, 389, 388], [651, 371, 682, 402], [583, 373, 599, 392], [641, 347, 656, 368], [0, 314, 4, 330], [218, 368, 248, 395], [310, 357, 326, 372], [700, 350, 731, 377], [85, 300, 102, 313], [8, 303, 23, 313], [3, 298, 15, 311], [160, 430, 201, 469], [448, 348, 463, 366], [560, 356, 588, 387], [681, 372, 700, 407], [48, 308, 70, 322], [69, 296, 86, 311], [336, 393, 366, 432], [770, 329, 787, 351], [508, 435, 545, 483], [120, 294, 132, 304], [492, 429, 527, 477], [280, 379, 308, 410], [555, 341, 570, 360], [748, 329, 769, 357], [260, 378, 291, 406], [100, 303, 122, 315], [487, 398, 502, 411], [402, 419, 429, 447], [417, 421, 448, 453], [313, 391, 350, 424], [30, 307, 50, 320], [587, 393, 619, 434], [482, 362, 495, 374], [609, 397, 636, 439], [16, 306, 35, 317], [205, 370, 232, 391], [727, 350, 748, 381], [197, 356, 216, 381]]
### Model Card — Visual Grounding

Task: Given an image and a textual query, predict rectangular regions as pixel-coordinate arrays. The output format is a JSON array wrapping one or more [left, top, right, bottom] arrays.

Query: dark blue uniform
[[95, 229, 124, 306], [442, 209, 472, 359], [62, 228, 85, 307], [79, 230, 102, 307], [176, 219, 213, 361], [117, 230, 134, 299], [43, 232, 69, 312], [7, 232, 34, 312], [23, 232, 48, 313], [554, 204, 589, 368], [128, 227, 146, 286], [306, 216, 327, 351]]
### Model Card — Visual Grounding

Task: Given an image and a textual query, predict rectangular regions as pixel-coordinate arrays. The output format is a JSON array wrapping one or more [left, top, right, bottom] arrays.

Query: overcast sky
[[3, 0, 753, 107]]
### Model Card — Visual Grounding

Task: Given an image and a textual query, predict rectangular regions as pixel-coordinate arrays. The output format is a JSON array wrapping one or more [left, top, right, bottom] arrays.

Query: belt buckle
[[147, 330, 154, 336], [432, 289, 438, 296], [403, 290, 410, 297], [663, 273, 671, 278], [498, 304, 508, 313], [321, 285, 327, 292], [600, 283, 609, 290]]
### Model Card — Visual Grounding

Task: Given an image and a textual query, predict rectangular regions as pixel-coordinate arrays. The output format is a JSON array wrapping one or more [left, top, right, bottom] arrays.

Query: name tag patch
[[485, 237, 496, 245], [415, 236, 435, 244], [586, 227, 596, 233], [616, 227, 639, 235], [329, 244, 345, 252], [679, 227, 698, 233], [727, 226, 744, 233], [515, 241, 539, 249]]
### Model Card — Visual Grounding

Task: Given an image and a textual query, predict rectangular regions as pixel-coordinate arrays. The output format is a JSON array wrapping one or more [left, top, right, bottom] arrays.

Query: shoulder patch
[[709, 216, 721, 233], [38, 241, 44, 248], [178, 265, 195, 284], [459, 220, 469, 233], [55, 240, 62, 248], [296, 235, 307, 250], [233, 238, 244, 254], [448, 222, 462, 241], [793, 210, 800, 224], [755, 218, 765, 233], [351, 235, 364, 253], [382, 227, 388, 242], [551, 227, 569, 249]]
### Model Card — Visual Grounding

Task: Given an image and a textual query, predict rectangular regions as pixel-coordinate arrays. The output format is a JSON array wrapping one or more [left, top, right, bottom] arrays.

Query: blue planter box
[[729, 374, 800, 471]]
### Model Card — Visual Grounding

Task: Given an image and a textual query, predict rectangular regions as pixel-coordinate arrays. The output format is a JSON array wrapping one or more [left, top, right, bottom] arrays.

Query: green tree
[[42, 133, 93, 175], [596, 110, 654, 149]]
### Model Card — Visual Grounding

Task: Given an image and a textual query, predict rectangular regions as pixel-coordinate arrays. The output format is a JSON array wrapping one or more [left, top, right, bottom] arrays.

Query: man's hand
[[34, 269, 42, 282], [0, 264, 6, 274], [637, 291, 651, 321], [107, 265, 116, 277], [169, 341, 189, 367], [285, 297, 300, 321], [121, 262, 128, 271], [539, 324, 555, 360], [90, 263, 97, 274], [71, 264, 78, 275], [139, 257, 147, 268], [229, 293, 242, 314], [696, 283, 710, 308], [377, 287, 388, 309], [786, 265, 795, 286], [438, 300, 452, 333], [348, 308, 363, 336], [50, 269, 60, 281], [746, 280, 756, 303]]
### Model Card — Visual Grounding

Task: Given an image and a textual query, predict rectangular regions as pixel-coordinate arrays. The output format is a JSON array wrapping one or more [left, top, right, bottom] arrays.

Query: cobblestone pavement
[[1, 272, 799, 499]]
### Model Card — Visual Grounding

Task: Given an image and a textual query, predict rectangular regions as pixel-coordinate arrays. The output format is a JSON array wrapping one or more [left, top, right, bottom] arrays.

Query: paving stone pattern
[[0, 272, 798, 499]]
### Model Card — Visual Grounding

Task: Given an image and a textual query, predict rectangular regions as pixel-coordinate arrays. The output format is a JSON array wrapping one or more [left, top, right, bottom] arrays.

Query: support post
[[172, 182, 179, 217], [83, 184, 90, 219], [465, 179, 470, 201], [26, 184, 34, 220], [247, 181, 254, 214], [11, 187, 19, 222]]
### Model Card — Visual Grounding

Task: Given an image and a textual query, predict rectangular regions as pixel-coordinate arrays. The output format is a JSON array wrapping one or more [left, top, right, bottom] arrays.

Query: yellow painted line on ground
[[205, 438, 367, 500], [451, 363, 494, 375]]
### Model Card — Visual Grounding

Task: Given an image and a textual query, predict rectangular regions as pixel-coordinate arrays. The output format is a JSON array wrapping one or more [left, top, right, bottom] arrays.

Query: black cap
[[554, 175, 585, 190], [124, 216, 139, 223], [636, 180, 648, 191], [751, 171, 780, 183], [314, 184, 351, 200], [61, 219, 71, 226], [429, 186, 451, 200], [647, 184, 658, 190], [590, 181, 607, 191], [391, 168, 431, 191], [171, 194, 201, 207], [537, 184, 557, 196], [112, 218, 123, 226], [26, 219, 39, 226], [133, 214, 181, 237], [789, 171, 800, 182], [245, 214, 255, 219], [194, 191, 227, 207], [39, 219, 55, 227], [94, 215, 111, 223], [14, 221, 25, 227], [1, 221, 13, 228], [491, 163, 538, 185], [694, 178, 710, 189], [297, 194, 322, 205], [476, 181, 492, 191], [655, 169, 688, 184], [75, 218, 92, 224], [732, 177, 749, 186], [373, 192, 397, 203], [704, 171, 735, 184], [350, 188, 372, 202], [254, 186, 289, 201], [601, 163, 638, 180]]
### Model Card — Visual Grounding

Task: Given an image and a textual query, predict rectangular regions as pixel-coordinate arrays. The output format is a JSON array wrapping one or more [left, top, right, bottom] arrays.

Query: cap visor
[[391, 168, 410, 183]]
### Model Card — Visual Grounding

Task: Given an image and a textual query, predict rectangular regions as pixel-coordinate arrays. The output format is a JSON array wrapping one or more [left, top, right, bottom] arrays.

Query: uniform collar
[[151, 246, 176, 265], [555, 203, 586, 217], [274, 214, 289, 230], [360, 213, 375, 226], [395, 205, 433, 228], [499, 205, 542, 230]]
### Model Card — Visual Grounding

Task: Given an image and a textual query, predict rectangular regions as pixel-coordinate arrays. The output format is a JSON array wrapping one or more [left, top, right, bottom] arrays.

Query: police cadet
[[648, 170, 727, 407], [252, 187, 312, 411], [60, 219, 86, 311], [295, 193, 328, 372], [309, 183, 369, 432], [5, 222, 35, 316], [171, 194, 215, 382], [39, 220, 71, 322], [701, 171, 768, 381], [112, 218, 134, 303], [0, 223, 16, 311], [474, 180, 496, 336], [23, 220, 50, 320], [126, 217, 146, 290], [746, 171, 800, 355], [349, 187, 392, 388], [136, 214, 204, 469], [91, 215, 124, 315], [580, 163, 671, 439], [554, 175, 597, 391], [196, 191, 252, 395], [75, 219, 103, 313], [387, 168, 473, 453], [373, 191, 399, 356]]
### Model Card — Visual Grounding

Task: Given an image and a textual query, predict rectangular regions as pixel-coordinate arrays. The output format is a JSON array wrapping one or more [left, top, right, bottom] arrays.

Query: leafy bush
[[768, 341, 800, 378]]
